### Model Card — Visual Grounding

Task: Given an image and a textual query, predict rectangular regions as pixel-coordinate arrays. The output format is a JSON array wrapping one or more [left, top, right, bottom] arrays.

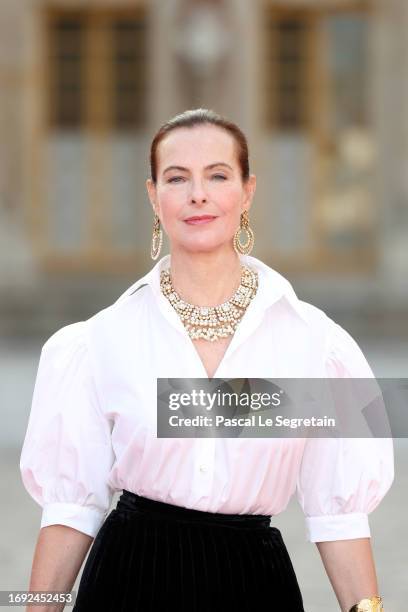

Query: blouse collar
[[116, 253, 309, 326]]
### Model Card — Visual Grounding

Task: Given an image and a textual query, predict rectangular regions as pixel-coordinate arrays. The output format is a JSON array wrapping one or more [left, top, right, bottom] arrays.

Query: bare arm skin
[[26, 529, 378, 611], [316, 538, 379, 612], [26, 525, 93, 612]]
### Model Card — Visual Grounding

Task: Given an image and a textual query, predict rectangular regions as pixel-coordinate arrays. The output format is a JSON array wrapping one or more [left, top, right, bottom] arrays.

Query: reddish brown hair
[[149, 108, 250, 185]]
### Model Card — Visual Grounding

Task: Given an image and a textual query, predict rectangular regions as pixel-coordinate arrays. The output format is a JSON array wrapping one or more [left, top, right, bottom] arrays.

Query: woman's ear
[[146, 178, 159, 215], [243, 174, 256, 212]]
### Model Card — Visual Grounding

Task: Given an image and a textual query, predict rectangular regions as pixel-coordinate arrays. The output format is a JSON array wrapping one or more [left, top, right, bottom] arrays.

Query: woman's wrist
[[349, 595, 383, 611]]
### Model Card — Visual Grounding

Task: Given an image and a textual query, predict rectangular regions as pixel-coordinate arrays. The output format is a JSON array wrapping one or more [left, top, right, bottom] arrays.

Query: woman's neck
[[168, 248, 243, 307]]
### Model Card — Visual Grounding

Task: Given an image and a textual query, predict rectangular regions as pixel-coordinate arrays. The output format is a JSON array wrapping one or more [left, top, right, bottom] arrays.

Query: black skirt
[[73, 490, 305, 611]]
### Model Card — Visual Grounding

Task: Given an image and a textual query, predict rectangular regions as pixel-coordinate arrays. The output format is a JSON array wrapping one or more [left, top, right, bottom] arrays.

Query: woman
[[20, 109, 393, 612]]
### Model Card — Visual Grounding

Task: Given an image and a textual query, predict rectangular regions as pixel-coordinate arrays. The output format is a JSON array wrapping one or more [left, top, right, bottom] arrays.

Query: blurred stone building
[[0, 0, 407, 339]]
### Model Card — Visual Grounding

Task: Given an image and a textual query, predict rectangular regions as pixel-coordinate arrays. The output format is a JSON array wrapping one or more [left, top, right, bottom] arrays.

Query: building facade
[[0, 0, 407, 337]]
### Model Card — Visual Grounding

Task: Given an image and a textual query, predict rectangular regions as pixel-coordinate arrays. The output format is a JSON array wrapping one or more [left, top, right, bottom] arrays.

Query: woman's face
[[146, 124, 256, 255]]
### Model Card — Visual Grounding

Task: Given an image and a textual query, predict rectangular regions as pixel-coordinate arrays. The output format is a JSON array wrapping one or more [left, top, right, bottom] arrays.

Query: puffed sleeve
[[296, 321, 394, 542], [19, 321, 115, 538]]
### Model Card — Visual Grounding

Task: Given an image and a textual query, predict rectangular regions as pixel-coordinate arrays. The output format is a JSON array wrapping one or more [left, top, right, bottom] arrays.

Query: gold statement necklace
[[160, 265, 259, 341]]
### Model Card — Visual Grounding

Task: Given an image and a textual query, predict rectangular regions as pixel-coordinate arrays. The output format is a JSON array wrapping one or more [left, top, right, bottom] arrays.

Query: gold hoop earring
[[233, 210, 254, 255], [151, 213, 163, 260]]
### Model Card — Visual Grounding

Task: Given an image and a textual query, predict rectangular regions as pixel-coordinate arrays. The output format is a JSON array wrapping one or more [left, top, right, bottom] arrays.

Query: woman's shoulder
[[291, 297, 374, 377], [278, 293, 374, 377], [287, 293, 364, 357], [253, 256, 365, 361], [248, 255, 329, 323], [35, 321, 89, 382], [41, 320, 87, 354], [39, 265, 157, 365]]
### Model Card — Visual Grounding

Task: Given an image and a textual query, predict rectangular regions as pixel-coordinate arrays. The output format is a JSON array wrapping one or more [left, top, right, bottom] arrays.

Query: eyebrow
[[162, 162, 233, 175]]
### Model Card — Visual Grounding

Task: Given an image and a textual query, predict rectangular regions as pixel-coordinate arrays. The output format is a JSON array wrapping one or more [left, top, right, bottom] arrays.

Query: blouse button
[[199, 464, 207, 473]]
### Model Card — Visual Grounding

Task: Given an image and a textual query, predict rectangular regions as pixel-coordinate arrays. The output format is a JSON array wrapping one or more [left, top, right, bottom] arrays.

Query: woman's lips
[[184, 216, 217, 225]]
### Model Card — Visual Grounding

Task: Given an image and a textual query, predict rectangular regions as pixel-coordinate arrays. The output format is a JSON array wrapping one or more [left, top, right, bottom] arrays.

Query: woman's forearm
[[26, 525, 93, 612], [316, 537, 379, 612]]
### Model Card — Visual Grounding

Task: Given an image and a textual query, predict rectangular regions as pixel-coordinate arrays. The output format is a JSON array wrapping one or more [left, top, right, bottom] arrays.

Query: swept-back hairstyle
[[149, 108, 250, 184]]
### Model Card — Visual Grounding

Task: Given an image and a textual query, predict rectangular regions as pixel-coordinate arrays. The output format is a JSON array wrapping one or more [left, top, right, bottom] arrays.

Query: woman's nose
[[189, 180, 208, 204]]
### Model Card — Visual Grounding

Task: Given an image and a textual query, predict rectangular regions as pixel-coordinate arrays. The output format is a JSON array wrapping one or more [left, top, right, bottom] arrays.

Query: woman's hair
[[149, 108, 250, 185]]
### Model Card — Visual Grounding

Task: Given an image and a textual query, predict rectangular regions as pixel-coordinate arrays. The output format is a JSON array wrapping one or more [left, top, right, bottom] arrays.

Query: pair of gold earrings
[[150, 210, 255, 260]]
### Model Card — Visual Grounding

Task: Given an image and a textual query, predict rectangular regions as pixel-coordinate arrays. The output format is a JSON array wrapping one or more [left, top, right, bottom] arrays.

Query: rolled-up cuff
[[41, 502, 106, 538], [305, 512, 370, 542]]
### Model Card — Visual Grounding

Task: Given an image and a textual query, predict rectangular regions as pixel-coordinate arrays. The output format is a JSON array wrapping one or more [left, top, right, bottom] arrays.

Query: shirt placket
[[151, 265, 272, 504], [192, 437, 215, 500]]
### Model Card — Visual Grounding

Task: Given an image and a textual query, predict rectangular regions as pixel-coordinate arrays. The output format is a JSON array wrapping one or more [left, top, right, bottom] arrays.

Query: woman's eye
[[167, 174, 226, 183]]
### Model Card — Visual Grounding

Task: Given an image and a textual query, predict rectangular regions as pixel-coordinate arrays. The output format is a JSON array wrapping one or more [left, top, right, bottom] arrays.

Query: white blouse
[[19, 253, 394, 542]]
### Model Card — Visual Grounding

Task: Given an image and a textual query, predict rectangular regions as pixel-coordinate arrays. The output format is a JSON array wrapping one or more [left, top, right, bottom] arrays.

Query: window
[[264, 12, 312, 131], [262, 2, 375, 273], [318, 9, 376, 258], [33, 7, 150, 273], [47, 8, 148, 131], [49, 16, 85, 128], [112, 19, 148, 128]]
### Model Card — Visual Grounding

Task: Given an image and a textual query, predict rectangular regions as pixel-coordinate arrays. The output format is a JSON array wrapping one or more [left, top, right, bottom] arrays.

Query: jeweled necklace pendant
[[160, 265, 259, 341]]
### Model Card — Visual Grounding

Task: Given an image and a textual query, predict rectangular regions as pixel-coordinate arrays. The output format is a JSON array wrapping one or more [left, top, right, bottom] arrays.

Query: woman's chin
[[173, 239, 230, 254]]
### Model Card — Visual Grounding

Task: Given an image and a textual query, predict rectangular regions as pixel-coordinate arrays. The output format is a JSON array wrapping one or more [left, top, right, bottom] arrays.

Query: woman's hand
[[316, 537, 380, 612]]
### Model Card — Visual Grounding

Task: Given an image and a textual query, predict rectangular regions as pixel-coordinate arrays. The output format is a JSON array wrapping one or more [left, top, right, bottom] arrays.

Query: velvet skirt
[[73, 489, 305, 611]]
